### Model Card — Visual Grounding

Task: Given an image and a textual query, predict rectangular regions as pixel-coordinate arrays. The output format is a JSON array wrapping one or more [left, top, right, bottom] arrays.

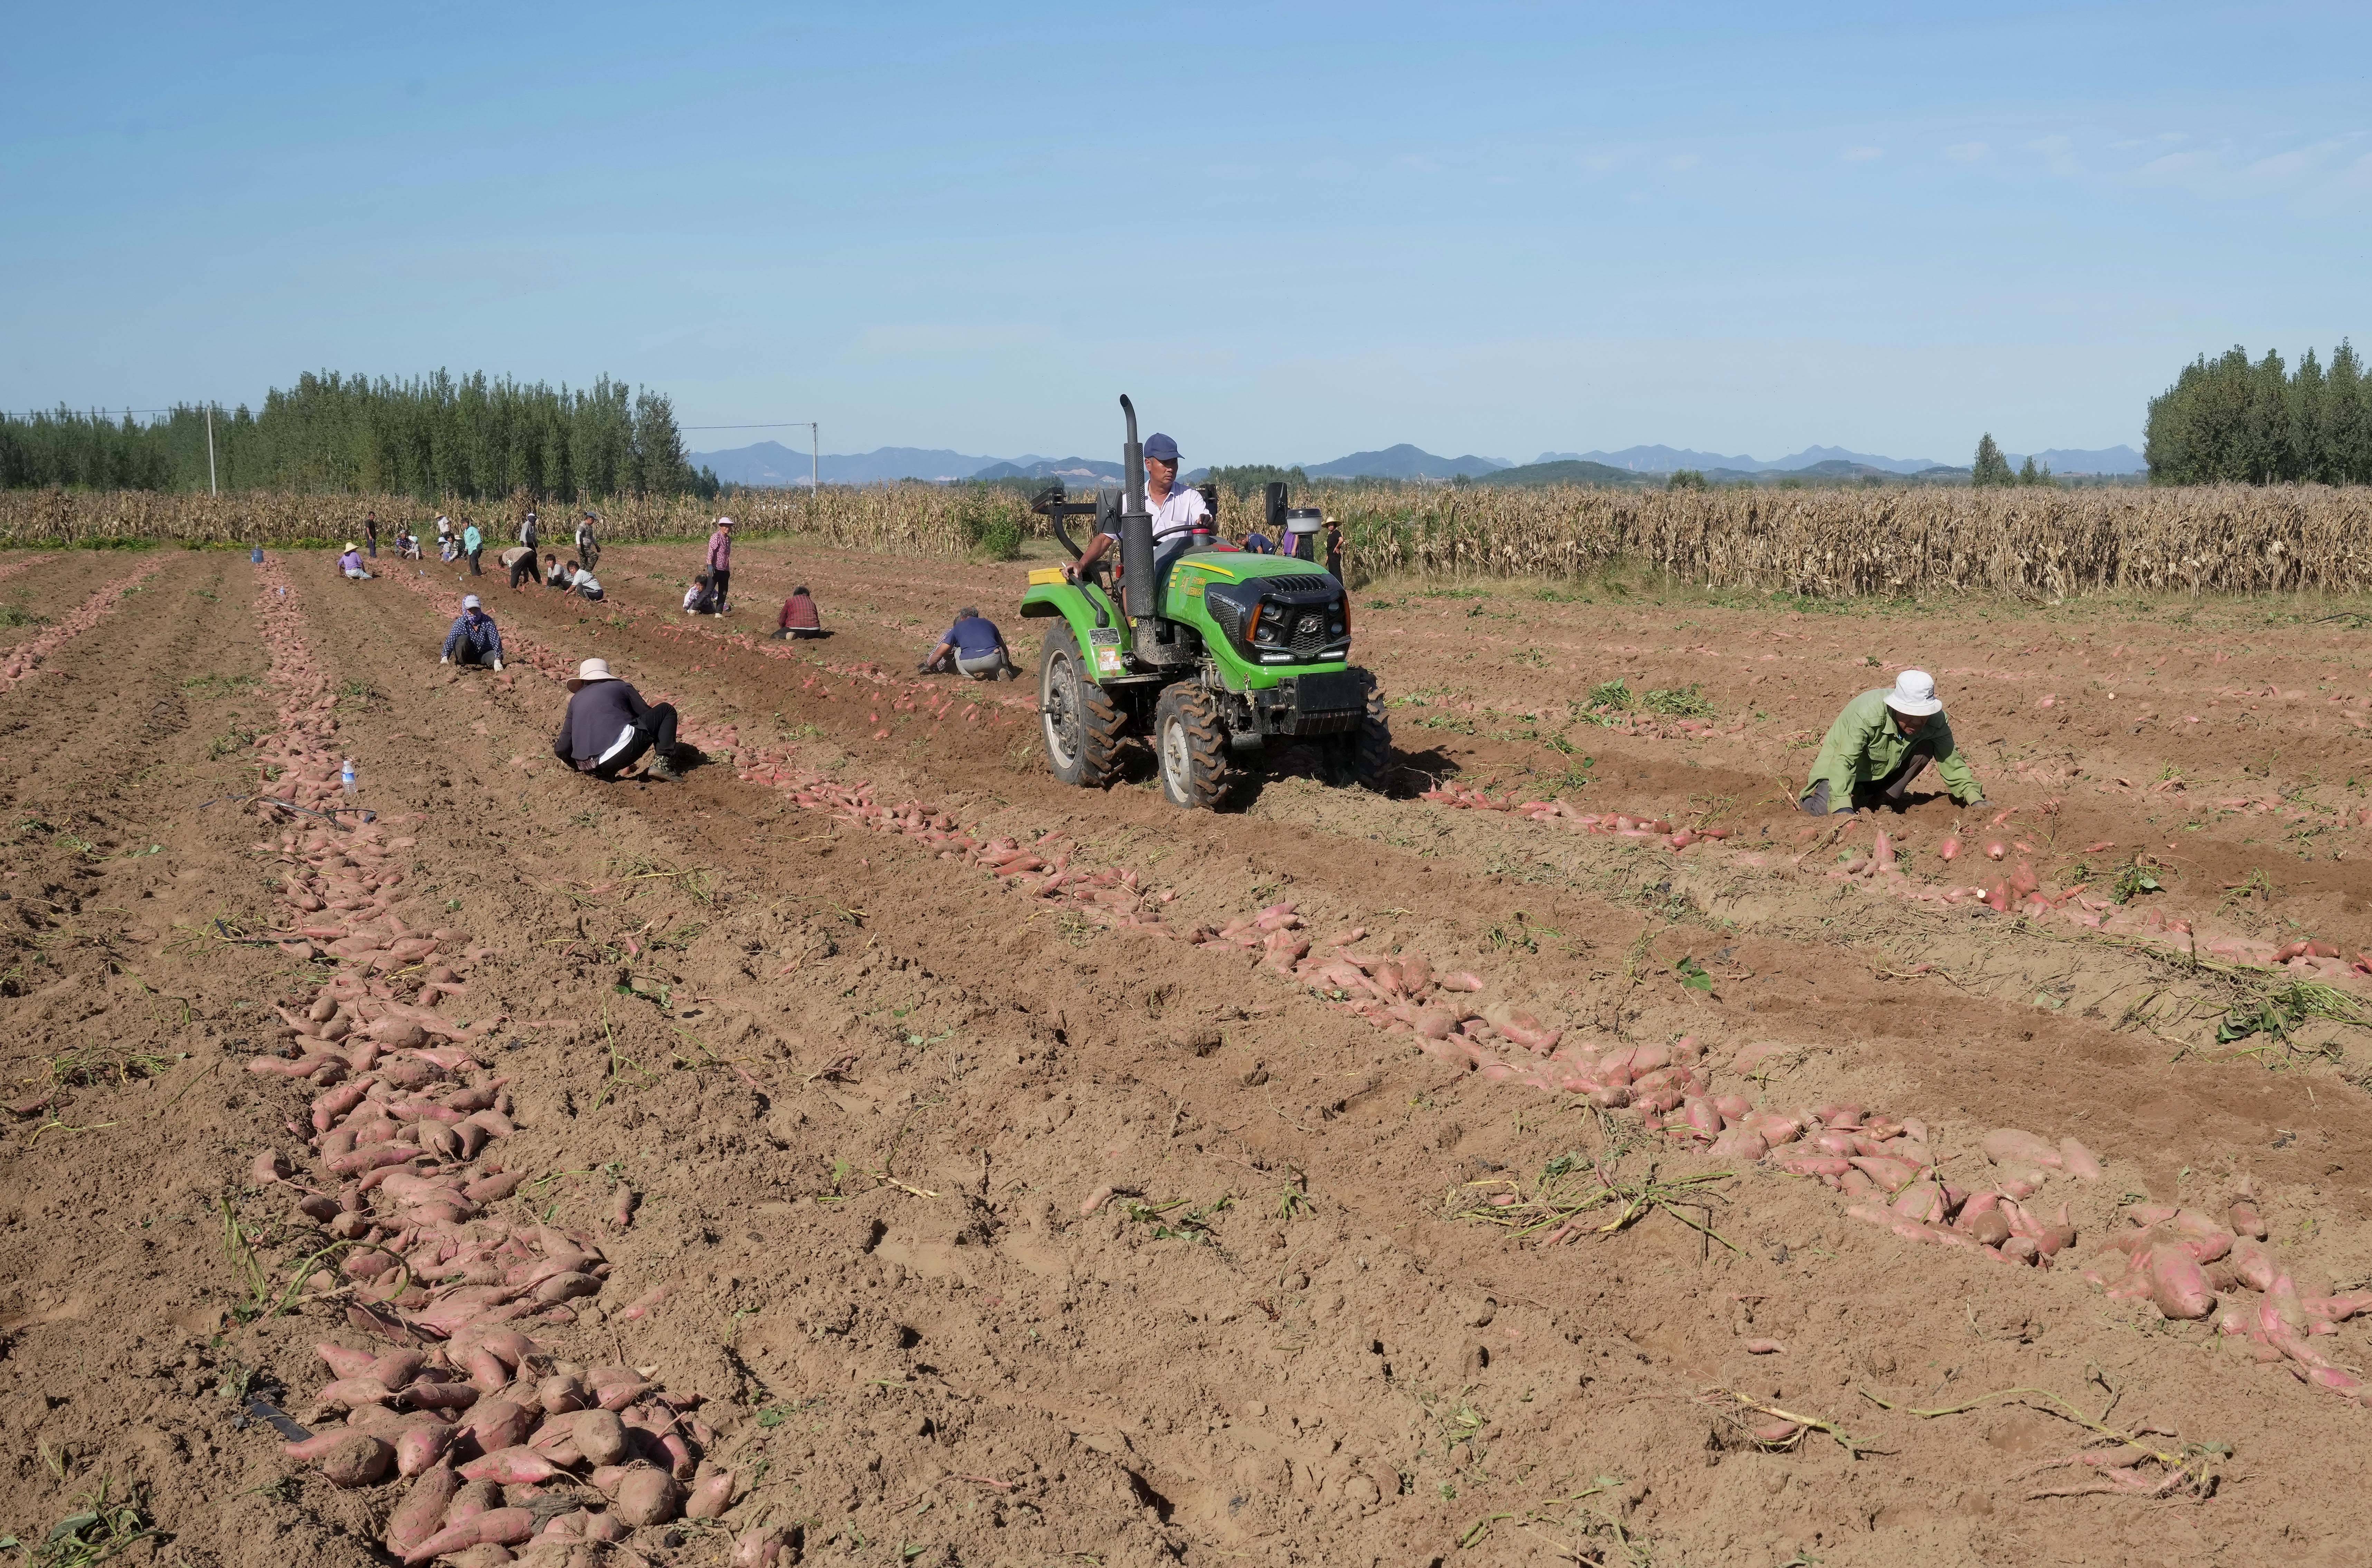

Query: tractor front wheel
[[1154, 683, 1239, 810], [1039, 623, 1126, 787]]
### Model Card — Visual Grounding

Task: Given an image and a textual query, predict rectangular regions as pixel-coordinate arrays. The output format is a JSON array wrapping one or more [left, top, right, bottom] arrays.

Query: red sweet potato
[[400, 1507, 533, 1566], [685, 1462, 736, 1519], [394, 1420, 454, 1478], [457, 1445, 560, 1484], [385, 1464, 463, 1555], [2147, 1244, 2217, 1320]]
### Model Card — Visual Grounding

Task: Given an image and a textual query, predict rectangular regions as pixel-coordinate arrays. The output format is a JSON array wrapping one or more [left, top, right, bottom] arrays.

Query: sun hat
[[569, 657, 616, 690], [715, 516, 734, 528], [461, 594, 481, 610], [1885, 669, 1943, 717], [1143, 432, 1180, 462], [344, 541, 358, 552]]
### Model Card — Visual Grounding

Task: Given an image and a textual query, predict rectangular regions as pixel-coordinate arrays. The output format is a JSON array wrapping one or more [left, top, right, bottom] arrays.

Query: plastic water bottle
[[341, 759, 357, 797]]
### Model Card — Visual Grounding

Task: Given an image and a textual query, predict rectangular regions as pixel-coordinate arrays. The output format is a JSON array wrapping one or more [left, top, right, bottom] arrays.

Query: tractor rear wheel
[[1323, 672, 1392, 789], [1039, 623, 1126, 787], [1154, 683, 1238, 810]]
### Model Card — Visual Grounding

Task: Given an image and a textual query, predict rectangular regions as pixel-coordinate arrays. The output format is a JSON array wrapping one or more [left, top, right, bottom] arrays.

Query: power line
[[681, 420, 822, 431]]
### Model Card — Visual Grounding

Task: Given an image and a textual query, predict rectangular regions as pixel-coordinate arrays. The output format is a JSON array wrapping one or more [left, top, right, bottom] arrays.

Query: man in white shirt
[[1072, 432, 1208, 599]]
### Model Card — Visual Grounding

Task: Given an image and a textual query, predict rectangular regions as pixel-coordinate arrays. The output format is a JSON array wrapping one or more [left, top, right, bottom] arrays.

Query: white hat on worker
[[461, 594, 481, 610], [715, 516, 734, 528], [569, 657, 616, 690], [1885, 669, 1943, 717]]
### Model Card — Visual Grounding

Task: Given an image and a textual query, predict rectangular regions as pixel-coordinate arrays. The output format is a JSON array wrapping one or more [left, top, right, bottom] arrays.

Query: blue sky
[[4, 1, 2366, 465]]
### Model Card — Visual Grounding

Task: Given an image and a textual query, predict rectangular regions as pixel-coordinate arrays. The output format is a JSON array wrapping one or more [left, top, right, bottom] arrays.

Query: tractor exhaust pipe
[[1117, 394, 1156, 626]]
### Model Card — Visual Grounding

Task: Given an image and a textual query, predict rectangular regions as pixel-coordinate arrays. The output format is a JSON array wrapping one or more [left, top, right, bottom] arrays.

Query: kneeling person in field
[[439, 594, 504, 670], [553, 658, 681, 782], [1801, 669, 1985, 815], [920, 607, 1017, 680]]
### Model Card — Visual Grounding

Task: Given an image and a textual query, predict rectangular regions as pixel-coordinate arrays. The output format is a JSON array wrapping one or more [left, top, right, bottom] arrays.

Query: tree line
[[2145, 342, 2372, 485], [0, 370, 720, 501]]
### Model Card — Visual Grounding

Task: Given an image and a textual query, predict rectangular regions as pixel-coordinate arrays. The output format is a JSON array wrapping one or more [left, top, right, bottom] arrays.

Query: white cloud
[[1841, 145, 1882, 162], [1943, 141, 1988, 163], [2027, 135, 2081, 177]]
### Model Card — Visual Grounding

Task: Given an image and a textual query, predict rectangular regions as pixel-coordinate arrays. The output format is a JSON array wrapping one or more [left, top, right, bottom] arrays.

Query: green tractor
[[1019, 395, 1390, 809]]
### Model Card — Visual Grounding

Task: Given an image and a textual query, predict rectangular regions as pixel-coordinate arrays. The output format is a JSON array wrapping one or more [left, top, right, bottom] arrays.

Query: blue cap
[[1143, 432, 1180, 462]]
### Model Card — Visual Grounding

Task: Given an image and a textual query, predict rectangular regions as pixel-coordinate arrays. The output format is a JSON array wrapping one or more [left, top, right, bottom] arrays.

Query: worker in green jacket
[[1801, 670, 1985, 815]]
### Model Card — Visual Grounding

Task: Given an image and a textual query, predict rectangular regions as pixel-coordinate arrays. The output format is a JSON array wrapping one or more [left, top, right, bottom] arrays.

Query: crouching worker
[[439, 594, 503, 670], [337, 542, 373, 580], [553, 658, 681, 781], [565, 560, 604, 602], [776, 585, 823, 640], [1802, 669, 1985, 815], [920, 606, 1017, 679]]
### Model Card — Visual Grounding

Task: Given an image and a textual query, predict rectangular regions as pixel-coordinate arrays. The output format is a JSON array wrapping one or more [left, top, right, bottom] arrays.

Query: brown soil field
[[3, 538, 2371, 1568]]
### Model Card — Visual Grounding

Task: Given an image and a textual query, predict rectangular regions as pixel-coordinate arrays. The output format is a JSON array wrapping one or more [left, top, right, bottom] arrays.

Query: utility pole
[[205, 404, 218, 495]]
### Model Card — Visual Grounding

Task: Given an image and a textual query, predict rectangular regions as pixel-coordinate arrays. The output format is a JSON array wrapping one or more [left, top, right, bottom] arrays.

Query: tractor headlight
[[1250, 603, 1288, 647]]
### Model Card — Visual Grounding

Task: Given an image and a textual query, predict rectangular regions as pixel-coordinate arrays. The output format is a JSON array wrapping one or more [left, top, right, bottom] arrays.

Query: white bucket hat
[[461, 594, 481, 610], [1885, 669, 1943, 717], [568, 657, 616, 690]]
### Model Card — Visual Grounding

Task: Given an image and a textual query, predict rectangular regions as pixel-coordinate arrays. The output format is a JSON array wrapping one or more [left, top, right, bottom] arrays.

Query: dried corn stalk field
[[4, 481, 2370, 597]]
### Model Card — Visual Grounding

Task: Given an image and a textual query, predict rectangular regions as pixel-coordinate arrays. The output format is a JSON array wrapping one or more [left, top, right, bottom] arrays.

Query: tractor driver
[[1072, 432, 1209, 599]]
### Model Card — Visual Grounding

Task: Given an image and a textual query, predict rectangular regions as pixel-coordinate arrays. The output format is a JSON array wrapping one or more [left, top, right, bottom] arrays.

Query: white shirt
[[572, 569, 601, 593], [1103, 482, 1210, 543]]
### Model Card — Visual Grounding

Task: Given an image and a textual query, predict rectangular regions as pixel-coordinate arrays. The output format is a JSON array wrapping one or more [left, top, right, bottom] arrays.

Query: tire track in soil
[[277, 562, 2372, 1556]]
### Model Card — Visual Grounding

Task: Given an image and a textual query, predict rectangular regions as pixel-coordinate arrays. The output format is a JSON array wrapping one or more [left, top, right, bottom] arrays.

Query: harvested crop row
[[0, 550, 53, 584], [0, 557, 163, 694], [234, 559, 781, 1565]]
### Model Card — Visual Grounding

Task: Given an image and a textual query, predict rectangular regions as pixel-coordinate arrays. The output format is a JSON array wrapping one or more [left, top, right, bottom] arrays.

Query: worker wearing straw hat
[[552, 658, 682, 782], [336, 542, 372, 580], [1801, 670, 1985, 815]]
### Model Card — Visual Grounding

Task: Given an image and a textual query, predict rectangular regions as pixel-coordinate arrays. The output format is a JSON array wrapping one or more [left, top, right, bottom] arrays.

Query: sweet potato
[[462, 1398, 533, 1454], [394, 1420, 454, 1478], [293, 1430, 395, 1487], [318, 1342, 380, 1379], [401, 1507, 534, 1566], [459, 1445, 561, 1485], [314, 1376, 397, 1411], [1438, 971, 1484, 992], [538, 1374, 590, 1415], [685, 1462, 736, 1519], [611, 1464, 685, 1526], [570, 1408, 630, 1467], [1938, 836, 1961, 862], [2057, 1137, 2104, 1181], [1980, 1129, 2060, 1168], [2147, 1244, 2217, 1320], [386, 1464, 464, 1555], [2228, 1199, 2266, 1240], [732, 1526, 790, 1568]]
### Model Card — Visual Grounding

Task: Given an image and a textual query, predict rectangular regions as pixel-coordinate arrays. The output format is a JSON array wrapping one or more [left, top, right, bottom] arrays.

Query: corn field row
[[5, 482, 2371, 598]]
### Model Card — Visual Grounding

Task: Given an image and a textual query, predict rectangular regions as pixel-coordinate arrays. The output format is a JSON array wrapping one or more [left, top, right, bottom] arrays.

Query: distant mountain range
[[691, 437, 2146, 487], [1536, 443, 2145, 476], [1302, 443, 1514, 480]]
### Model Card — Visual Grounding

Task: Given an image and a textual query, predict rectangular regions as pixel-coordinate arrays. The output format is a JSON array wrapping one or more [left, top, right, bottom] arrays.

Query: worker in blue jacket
[[439, 595, 505, 670]]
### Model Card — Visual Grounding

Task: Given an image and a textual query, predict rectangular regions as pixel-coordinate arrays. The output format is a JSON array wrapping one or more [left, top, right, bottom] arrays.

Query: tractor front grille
[[1259, 574, 1333, 594]]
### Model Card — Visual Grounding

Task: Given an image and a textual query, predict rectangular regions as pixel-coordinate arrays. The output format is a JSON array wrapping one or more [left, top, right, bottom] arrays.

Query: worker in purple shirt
[[705, 517, 734, 613]]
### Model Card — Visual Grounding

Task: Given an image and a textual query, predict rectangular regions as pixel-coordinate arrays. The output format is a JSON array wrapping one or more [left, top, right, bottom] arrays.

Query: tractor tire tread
[[1157, 684, 1239, 810]]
